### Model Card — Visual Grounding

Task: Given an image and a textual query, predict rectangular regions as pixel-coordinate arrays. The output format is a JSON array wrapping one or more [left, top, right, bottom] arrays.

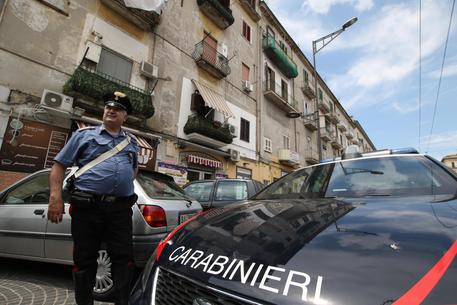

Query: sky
[[264, 0, 457, 161]]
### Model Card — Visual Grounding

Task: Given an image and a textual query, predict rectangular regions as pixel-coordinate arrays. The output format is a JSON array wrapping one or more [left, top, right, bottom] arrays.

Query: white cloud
[[302, 0, 373, 14], [421, 130, 457, 150], [429, 63, 457, 78]]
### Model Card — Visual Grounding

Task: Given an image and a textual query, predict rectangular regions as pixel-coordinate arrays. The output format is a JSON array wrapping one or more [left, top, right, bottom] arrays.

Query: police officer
[[48, 91, 138, 305]]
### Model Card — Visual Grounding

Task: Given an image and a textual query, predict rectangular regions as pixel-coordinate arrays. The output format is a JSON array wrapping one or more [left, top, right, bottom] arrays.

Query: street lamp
[[312, 17, 357, 161]]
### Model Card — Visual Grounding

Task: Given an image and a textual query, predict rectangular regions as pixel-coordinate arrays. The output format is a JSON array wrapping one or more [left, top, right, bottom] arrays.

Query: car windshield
[[136, 171, 193, 200], [253, 155, 457, 199]]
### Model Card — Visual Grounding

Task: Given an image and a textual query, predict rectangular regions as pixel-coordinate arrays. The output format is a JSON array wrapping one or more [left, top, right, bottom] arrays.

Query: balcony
[[262, 35, 298, 78], [331, 139, 343, 150], [304, 147, 319, 164], [263, 80, 298, 112], [197, 0, 234, 29], [302, 113, 317, 131], [346, 131, 354, 139], [192, 40, 231, 79], [184, 114, 233, 148], [338, 122, 347, 131], [329, 112, 339, 123], [318, 100, 330, 113], [301, 82, 315, 99], [278, 149, 300, 167], [239, 0, 261, 21], [100, 0, 160, 31], [63, 65, 154, 119], [320, 128, 333, 142]]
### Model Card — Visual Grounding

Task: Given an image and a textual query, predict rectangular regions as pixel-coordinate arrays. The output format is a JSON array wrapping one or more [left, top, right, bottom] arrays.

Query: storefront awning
[[192, 79, 234, 118], [187, 154, 222, 168]]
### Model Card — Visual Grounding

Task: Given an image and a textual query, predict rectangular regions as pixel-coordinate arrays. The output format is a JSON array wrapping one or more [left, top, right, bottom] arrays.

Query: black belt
[[73, 190, 133, 204]]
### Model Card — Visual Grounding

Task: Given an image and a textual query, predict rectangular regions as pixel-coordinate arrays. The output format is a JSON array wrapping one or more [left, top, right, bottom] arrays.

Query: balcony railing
[[320, 128, 333, 142], [63, 65, 154, 119], [192, 40, 231, 79], [197, 0, 234, 29], [278, 149, 300, 166], [262, 35, 298, 78], [318, 100, 330, 113], [239, 0, 261, 21], [302, 113, 318, 131], [263, 80, 298, 112], [304, 147, 319, 164], [331, 138, 343, 150], [184, 114, 233, 145], [100, 0, 160, 31], [301, 82, 315, 99], [338, 122, 347, 131]]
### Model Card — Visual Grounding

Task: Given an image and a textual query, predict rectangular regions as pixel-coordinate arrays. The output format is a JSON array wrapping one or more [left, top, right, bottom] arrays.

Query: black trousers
[[71, 203, 133, 270], [70, 202, 134, 304]]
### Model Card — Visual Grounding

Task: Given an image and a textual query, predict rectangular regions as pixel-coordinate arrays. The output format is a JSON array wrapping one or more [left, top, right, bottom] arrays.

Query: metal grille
[[155, 268, 259, 305]]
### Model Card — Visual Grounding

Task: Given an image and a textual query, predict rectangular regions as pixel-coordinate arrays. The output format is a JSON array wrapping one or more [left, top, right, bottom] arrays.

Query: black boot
[[112, 263, 135, 305], [73, 269, 96, 305]]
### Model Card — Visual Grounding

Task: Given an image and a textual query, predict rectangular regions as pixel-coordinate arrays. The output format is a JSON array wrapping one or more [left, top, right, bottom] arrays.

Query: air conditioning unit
[[228, 149, 240, 162], [40, 89, 74, 113], [242, 80, 253, 92], [228, 124, 237, 137], [218, 42, 228, 58], [140, 60, 159, 79]]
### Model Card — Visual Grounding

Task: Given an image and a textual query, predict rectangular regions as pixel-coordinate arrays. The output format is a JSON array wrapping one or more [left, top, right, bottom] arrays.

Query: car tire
[[92, 250, 114, 301]]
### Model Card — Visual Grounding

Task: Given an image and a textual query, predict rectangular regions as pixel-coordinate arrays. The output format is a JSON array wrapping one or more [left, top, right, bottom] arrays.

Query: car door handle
[[34, 209, 45, 215]]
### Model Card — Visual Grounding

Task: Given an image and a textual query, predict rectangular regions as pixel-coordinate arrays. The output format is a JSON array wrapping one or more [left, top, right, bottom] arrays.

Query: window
[[183, 181, 214, 202], [279, 41, 287, 55], [240, 118, 250, 142], [3, 173, 50, 204], [242, 20, 251, 42], [267, 26, 275, 39], [242, 63, 250, 82], [303, 69, 309, 85], [137, 172, 190, 200], [215, 181, 248, 201], [318, 88, 323, 102], [264, 137, 272, 153], [304, 102, 308, 114], [452, 162, 456, 168], [281, 79, 288, 100], [236, 167, 252, 179], [97, 48, 133, 84], [283, 135, 290, 150]]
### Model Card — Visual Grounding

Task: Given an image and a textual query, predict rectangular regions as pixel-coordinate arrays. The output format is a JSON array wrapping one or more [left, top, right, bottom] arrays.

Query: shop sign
[[157, 161, 188, 186], [187, 154, 222, 168], [0, 118, 69, 173]]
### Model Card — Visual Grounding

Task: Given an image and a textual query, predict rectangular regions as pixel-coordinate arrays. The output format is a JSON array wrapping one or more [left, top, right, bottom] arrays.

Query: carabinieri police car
[[130, 147, 457, 305]]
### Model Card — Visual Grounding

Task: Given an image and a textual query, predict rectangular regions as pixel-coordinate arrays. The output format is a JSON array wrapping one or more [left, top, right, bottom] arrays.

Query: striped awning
[[192, 79, 234, 118], [75, 121, 154, 165]]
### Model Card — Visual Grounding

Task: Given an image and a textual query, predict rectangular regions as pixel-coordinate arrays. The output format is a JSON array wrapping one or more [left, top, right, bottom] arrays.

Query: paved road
[[0, 258, 112, 305]]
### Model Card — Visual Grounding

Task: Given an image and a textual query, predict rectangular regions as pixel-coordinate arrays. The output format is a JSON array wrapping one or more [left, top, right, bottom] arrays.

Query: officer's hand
[[48, 194, 65, 224]]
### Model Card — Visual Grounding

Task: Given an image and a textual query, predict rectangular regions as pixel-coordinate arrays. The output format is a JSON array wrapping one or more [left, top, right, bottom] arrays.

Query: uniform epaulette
[[77, 126, 96, 132]]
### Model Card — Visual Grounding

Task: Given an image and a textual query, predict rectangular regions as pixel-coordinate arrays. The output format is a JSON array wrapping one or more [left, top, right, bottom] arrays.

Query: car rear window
[[253, 156, 457, 199], [136, 171, 191, 200]]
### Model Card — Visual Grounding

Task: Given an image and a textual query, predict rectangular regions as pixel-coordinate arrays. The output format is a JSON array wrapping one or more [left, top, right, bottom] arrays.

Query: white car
[[0, 167, 202, 301]]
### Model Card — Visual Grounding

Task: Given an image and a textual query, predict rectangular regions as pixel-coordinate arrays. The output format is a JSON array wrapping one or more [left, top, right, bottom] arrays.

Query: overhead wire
[[426, 0, 456, 153], [418, 0, 422, 152]]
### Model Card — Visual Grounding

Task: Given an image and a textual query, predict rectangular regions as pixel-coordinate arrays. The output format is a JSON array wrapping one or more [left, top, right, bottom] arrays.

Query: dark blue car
[[130, 148, 457, 305]]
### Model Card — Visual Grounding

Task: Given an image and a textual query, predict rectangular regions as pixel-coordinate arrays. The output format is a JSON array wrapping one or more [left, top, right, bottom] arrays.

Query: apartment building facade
[[0, 0, 374, 189]]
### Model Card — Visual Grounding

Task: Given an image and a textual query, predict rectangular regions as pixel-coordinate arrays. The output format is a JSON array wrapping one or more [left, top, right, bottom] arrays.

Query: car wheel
[[92, 250, 114, 301]]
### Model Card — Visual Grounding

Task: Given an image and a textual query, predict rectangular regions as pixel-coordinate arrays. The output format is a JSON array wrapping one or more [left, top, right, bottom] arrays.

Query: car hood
[[158, 196, 457, 305]]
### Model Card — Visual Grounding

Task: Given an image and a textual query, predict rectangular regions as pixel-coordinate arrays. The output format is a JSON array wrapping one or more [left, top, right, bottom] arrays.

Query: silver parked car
[[0, 167, 202, 301]]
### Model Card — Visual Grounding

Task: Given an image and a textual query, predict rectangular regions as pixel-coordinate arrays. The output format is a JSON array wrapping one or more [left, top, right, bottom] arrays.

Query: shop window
[[240, 118, 250, 142], [242, 63, 250, 82], [242, 20, 251, 42], [97, 48, 133, 84]]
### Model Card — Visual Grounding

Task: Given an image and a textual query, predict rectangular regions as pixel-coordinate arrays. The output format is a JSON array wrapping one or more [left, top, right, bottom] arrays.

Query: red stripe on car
[[393, 240, 457, 305]]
